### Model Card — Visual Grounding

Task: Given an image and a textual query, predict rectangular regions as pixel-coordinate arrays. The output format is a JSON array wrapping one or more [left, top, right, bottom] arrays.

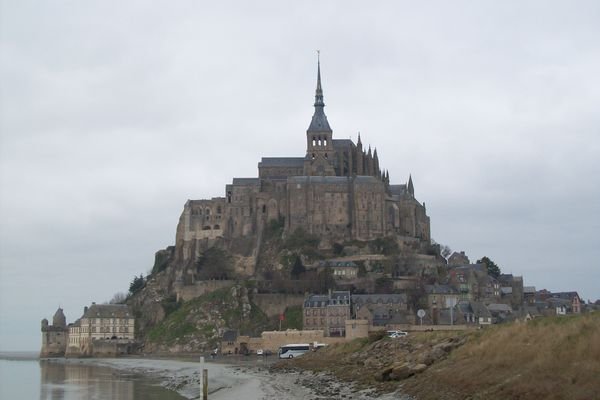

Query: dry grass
[[405, 313, 600, 400]]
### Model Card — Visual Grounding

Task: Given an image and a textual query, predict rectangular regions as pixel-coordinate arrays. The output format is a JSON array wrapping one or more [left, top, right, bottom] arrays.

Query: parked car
[[387, 330, 408, 338], [256, 349, 264, 356]]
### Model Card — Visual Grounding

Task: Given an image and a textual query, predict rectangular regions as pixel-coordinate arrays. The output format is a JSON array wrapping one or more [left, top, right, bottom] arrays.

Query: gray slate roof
[[305, 291, 351, 307], [332, 139, 354, 149], [83, 304, 132, 319], [352, 294, 407, 306], [487, 303, 513, 313], [389, 184, 407, 196]]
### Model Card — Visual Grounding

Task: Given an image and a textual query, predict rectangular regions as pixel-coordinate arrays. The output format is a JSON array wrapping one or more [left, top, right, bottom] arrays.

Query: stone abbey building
[[175, 60, 431, 265]]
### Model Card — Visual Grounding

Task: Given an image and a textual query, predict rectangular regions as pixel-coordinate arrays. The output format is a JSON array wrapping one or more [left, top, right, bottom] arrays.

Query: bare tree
[[109, 292, 127, 304]]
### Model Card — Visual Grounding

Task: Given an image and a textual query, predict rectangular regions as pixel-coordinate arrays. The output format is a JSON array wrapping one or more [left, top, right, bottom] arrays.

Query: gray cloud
[[1, 0, 599, 350]]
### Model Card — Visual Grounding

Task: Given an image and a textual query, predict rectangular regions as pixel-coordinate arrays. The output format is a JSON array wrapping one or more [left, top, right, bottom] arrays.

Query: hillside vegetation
[[282, 313, 600, 400], [144, 285, 271, 353]]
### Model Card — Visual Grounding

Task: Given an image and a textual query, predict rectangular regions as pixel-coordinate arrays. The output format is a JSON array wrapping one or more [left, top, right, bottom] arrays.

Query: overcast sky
[[1, 1, 599, 351]]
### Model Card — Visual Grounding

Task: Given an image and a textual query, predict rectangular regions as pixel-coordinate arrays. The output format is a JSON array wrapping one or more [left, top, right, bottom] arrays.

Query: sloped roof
[[83, 304, 132, 319], [470, 301, 492, 318], [550, 292, 580, 300], [389, 184, 407, 196], [487, 303, 513, 313], [332, 139, 354, 149], [352, 294, 407, 305]]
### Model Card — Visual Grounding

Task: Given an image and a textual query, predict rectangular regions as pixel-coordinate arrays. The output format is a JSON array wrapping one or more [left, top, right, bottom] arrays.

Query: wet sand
[[65, 357, 410, 399]]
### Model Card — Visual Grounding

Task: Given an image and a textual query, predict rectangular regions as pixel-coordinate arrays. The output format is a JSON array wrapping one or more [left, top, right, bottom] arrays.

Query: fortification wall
[[176, 280, 235, 302], [91, 340, 136, 357], [252, 293, 305, 317], [259, 329, 345, 352]]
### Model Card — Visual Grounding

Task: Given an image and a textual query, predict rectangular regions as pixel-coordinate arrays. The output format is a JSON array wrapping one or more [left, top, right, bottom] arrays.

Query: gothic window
[[262, 205, 266, 213]]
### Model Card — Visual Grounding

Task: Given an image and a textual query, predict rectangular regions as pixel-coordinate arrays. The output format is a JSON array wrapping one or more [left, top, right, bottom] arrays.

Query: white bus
[[278, 343, 310, 359]]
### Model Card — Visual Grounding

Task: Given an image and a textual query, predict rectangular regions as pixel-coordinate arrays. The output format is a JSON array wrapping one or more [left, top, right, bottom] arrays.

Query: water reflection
[[39, 360, 183, 400]]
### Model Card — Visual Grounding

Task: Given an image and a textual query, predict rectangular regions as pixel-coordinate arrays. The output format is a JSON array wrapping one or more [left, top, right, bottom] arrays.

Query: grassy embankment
[[285, 313, 600, 400]]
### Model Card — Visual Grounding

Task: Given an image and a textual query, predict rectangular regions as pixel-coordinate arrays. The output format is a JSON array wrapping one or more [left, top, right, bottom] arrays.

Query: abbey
[[175, 60, 430, 265]]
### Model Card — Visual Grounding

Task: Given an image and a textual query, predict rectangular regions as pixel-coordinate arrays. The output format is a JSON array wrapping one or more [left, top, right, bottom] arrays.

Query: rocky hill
[[142, 285, 271, 354], [280, 313, 600, 400]]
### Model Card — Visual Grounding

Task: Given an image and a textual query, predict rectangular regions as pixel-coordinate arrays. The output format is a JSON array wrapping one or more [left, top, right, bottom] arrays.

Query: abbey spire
[[307, 53, 332, 132]]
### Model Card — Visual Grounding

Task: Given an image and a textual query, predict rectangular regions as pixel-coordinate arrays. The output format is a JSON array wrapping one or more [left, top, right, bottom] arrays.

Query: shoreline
[[3, 352, 411, 399]]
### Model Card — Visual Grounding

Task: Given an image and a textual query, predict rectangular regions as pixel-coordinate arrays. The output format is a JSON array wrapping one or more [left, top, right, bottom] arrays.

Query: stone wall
[[176, 280, 235, 302], [259, 329, 345, 352], [91, 339, 136, 357], [252, 293, 305, 317], [345, 319, 369, 340]]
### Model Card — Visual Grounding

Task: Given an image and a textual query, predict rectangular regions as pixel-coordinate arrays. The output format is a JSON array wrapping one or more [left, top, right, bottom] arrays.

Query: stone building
[[303, 290, 351, 336], [66, 303, 135, 357], [352, 294, 413, 326], [174, 60, 431, 269], [40, 308, 68, 357]]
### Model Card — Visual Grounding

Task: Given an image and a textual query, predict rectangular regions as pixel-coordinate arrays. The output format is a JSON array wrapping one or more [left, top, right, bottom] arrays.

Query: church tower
[[304, 54, 336, 176]]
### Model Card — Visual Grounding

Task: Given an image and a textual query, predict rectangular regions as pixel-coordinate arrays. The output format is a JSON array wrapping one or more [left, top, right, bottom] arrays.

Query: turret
[[373, 147, 380, 176], [52, 307, 66, 328]]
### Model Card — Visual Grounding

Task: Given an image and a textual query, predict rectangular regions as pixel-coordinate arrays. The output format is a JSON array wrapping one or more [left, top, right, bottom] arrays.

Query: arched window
[[213, 224, 220, 230]]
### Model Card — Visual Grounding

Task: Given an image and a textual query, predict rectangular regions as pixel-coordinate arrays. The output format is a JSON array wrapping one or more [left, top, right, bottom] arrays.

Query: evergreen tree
[[290, 256, 306, 279], [477, 256, 501, 278]]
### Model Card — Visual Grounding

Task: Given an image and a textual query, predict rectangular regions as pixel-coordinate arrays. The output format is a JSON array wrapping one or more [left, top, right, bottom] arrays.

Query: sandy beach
[[64, 356, 411, 400]]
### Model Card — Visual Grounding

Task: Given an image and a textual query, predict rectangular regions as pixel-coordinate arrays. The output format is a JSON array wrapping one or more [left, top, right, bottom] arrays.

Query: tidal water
[[0, 353, 185, 400]]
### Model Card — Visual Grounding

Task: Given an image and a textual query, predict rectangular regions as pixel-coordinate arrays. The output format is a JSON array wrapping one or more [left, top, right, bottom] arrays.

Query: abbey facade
[[175, 61, 430, 265]]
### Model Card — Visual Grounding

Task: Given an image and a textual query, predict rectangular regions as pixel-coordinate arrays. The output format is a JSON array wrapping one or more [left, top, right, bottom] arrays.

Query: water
[[0, 353, 185, 400]]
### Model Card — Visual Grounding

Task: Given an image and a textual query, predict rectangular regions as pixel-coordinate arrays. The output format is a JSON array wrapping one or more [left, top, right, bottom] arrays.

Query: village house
[[315, 260, 359, 280], [303, 290, 351, 337], [456, 300, 492, 325], [549, 292, 581, 314], [66, 303, 135, 357], [498, 274, 524, 309], [447, 251, 470, 266], [447, 265, 482, 301], [352, 294, 413, 327], [425, 284, 460, 309]]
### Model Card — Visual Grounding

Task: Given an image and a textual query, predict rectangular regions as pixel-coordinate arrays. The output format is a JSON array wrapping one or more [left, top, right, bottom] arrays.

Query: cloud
[[1, 0, 600, 350]]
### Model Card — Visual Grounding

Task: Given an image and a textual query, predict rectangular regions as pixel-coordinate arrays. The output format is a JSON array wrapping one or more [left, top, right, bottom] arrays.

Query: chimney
[[84, 306, 88, 314]]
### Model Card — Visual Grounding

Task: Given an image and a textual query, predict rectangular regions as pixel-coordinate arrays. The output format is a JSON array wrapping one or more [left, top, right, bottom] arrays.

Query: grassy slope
[[146, 286, 272, 349], [284, 313, 600, 400], [405, 313, 600, 400]]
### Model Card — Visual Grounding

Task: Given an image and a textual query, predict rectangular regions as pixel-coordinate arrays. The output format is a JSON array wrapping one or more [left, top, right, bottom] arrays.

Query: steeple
[[307, 52, 332, 132], [408, 174, 414, 196]]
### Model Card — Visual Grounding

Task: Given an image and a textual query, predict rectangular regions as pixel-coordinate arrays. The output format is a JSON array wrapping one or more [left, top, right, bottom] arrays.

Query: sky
[[1, 0, 599, 351]]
